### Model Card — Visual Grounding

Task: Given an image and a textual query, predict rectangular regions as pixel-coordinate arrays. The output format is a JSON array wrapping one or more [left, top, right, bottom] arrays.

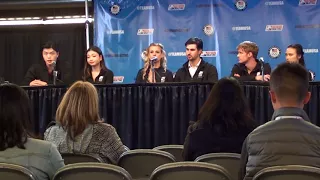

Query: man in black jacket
[[231, 41, 271, 81], [22, 41, 71, 86], [174, 37, 218, 83], [239, 63, 320, 180]]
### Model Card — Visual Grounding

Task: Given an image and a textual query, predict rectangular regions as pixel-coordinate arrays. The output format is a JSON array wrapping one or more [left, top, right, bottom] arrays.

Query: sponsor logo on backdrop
[[113, 76, 124, 83], [303, 49, 319, 53], [164, 28, 190, 32], [295, 24, 320, 28], [137, 29, 154, 35], [201, 51, 218, 57], [265, 25, 284, 31], [110, 4, 121, 15], [299, 0, 317, 6], [168, 4, 185, 11], [268, 46, 281, 58], [105, 53, 129, 57], [137, 6, 155, 10], [265, 1, 284, 5], [196, 3, 223, 8], [232, 26, 251, 31], [203, 24, 214, 36], [106, 30, 124, 35], [235, 0, 247, 11], [168, 52, 186, 56]]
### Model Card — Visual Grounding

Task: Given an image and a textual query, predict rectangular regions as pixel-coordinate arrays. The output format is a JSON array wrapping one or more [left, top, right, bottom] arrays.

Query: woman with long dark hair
[[286, 44, 315, 81], [183, 77, 256, 161], [0, 83, 64, 180], [83, 46, 114, 84]]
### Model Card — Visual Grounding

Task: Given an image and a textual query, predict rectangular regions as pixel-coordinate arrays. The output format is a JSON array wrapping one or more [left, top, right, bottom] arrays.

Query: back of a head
[[56, 81, 100, 139], [270, 62, 309, 104], [0, 83, 31, 150], [198, 77, 254, 131]]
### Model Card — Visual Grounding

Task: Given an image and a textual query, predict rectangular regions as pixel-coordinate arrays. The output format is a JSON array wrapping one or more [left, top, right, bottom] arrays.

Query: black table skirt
[[22, 82, 320, 149]]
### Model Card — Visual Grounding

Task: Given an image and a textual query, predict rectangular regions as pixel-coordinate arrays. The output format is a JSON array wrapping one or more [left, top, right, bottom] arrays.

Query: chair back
[[153, 145, 184, 162], [195, 153, 240, 180], [53, 162, 132, 180], [253, 165, 320, 180], [61, 153, 104, 165], [0, 163, 35, 180], [150, 162, 232, 180], [118, 149, 175, 179]]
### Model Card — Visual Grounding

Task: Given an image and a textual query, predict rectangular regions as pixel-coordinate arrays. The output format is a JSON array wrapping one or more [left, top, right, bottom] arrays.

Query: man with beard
[[174, 37, 218, 82]]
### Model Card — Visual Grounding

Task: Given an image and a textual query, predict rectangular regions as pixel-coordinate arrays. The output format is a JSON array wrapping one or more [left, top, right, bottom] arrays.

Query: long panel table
[[22, 82, 320, 149]]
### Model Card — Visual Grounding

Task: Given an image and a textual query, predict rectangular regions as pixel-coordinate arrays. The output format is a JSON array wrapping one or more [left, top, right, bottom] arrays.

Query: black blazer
[[84, 68, 114, 84]]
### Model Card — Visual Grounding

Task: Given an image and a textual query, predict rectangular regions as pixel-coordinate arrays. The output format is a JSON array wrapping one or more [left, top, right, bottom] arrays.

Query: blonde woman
[[44, 81, 127, 164], [135, 43, 173, 83]]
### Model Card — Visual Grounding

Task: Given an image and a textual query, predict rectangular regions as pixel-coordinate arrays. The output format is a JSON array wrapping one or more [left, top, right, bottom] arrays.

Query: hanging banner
[[94, 0, 320, 83]]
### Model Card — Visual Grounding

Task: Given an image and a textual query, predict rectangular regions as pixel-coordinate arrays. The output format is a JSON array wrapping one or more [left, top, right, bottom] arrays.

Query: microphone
[[259, 57, 264, 62], [150, 57, 157, 61], [52, 61, 58, 85], [52, 61, 56, 70], [259, 57, 265, 81]]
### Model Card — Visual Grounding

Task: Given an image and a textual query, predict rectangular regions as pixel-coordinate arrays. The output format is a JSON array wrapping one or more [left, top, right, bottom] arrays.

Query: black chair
[[150, 162, 232, 180], [118, 149, 175, 180], [0, 163, 36, 180], [153, 145, 184, 162], [61, 153, 104, 165], [253, 165, 320, 180], [53, 162, 132, 180], [195, 153, 240, 180]]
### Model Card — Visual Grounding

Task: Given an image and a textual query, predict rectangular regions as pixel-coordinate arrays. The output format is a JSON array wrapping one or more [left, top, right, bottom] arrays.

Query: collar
[[188, 58, 201, 68], [271, 107, 310, 122]]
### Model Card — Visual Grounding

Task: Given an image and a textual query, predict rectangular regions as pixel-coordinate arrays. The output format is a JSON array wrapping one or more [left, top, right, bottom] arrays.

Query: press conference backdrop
[[94, 0, 320, 83]]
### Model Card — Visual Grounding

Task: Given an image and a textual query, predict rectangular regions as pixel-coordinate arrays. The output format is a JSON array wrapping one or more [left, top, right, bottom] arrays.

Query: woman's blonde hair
[[141, 43, 167, 78], [56, 81, 100, 140]]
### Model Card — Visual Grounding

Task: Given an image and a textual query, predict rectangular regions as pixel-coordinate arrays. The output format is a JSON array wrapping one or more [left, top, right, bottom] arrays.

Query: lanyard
[[274, 116, 303, 121]]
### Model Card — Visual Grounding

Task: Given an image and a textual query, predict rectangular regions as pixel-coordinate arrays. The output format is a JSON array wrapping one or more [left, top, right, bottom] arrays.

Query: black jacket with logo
[[230, 60, 271, 81], [84, 69, 114, 84], [174, 59, 218, 83], [135, 66, 173, 83]]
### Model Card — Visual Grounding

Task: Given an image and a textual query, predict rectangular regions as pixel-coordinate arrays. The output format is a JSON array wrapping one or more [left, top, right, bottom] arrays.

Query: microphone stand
[[53, 71, 58, 85], [151, 60, 155, 83], [260, 60, 264, 82], [52, 63, 58, 85]]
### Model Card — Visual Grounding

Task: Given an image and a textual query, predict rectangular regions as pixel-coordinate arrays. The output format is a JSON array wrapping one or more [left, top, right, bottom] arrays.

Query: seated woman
[[0, 83, 64, 180], [183, 77, 256, 161], [135, 43, 173, 83], [83, 46, 114, 84], [286, 44, 315, 81], [44, 81, 127, 164]]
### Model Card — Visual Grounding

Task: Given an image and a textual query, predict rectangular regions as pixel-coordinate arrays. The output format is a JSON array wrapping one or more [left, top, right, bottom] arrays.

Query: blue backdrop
[[94, 0, 320, 83]]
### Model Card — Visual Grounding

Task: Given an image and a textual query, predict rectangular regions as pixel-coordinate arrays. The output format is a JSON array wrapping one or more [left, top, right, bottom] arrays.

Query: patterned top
[[44, 123, 128, 164]]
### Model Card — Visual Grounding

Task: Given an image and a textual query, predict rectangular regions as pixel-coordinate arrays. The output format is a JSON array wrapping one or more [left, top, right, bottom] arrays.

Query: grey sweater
[[44, 123, 128, 164]]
